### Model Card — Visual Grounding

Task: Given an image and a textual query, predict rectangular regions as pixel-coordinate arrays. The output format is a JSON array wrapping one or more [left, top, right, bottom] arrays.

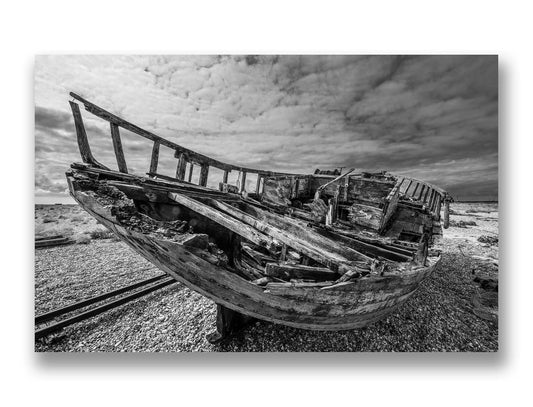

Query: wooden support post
[[443, 198, 451, 229], [110, 123, 128, 173], [69, 101, 109, 170], [206, 304, 256, 344], [326, 198, 336, 226], [428, 190, 436, 211], [199, 164, 209, 186], [222, 170, 229, 184], [417, 185, 426, 201], [290, 177, 300, 199], [149, 141, 160, 174], [343, 175, 350, 202], [239, 171, 247, 193], [256, 175, 262, 194], [175, 152, 187, 180], [404, 179, 413, 194], [412, 182, 420, 197], [280, 244, 287, 261], [422, 186, 430, 203], [188, 163, 194, 183], [435, 198, 442, 220]]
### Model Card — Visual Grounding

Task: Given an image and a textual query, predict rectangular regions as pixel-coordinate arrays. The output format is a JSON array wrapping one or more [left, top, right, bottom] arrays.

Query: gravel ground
[[34, 203, 498, 352]]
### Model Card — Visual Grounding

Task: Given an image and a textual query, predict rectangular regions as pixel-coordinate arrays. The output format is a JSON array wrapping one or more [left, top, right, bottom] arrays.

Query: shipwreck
[[65, 92, 453, 342]]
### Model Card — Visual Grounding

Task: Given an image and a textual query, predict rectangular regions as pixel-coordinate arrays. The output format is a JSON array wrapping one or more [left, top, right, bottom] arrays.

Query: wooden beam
[[443, 198, 451, 228], [199, 164, 209, 186], [222, 170, 229, 184], [256, 175, 262, 194], [149, 141, 160, 174], [422, 186, 430, 203], [427, 190, 436, 210], [325, 198, 336, 226], [435, 198, 442, 220], [264, 263, 340, 281], [239, 171, 247, 193], [418, 185, 426, 201], [167, 192, 278, 252], [412, 182, 420, 197], [343, 174, 350, 201], [188, 163, 194, 183], [110, 123, 128, 173], [69, 101, 109, 170], [404, 179, 413, 194], [175, 152, 187, 180]]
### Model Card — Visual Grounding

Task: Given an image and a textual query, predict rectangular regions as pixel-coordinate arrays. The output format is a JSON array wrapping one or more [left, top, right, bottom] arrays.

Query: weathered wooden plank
[[199, 164, 209, 186], [110, 123, 128, 173], [412, 182, 420, 197], [404, 179, 413, 194], [149, 141, 160, 174], [418, 185, 426, 201], [188, 163, 194, 183], [69, 101, 109, 170], [265, 281, 334, 289], [427, 190, 436, 211], [314, 227, 412, 262], [280, 244, 287, 261], [422, 186, 430, 203], [290, 178, 300, 199], [443, 198, 451, 228], [167, 192, 278, 252], [326, 198, 336, 226], [175, 152, 188, 180], [264, 263, 340, 281], [239, 171, 247, 193], [435, 197, 442, 220]]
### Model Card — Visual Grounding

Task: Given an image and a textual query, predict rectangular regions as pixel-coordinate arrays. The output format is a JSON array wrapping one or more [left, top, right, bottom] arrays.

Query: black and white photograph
[[34, 55, 498, 352], [5, 1, 533, 406]]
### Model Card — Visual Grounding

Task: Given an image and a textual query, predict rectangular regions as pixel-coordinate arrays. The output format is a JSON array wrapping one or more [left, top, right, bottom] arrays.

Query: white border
[[2, 1, 531, 406]]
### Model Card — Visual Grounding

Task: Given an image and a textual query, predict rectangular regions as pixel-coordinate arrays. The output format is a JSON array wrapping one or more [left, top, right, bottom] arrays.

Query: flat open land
[[34, 202, 498, 352]]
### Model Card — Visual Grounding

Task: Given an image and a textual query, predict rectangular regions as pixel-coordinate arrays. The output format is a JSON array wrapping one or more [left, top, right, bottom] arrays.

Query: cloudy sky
[[35, 55, 497, 203]]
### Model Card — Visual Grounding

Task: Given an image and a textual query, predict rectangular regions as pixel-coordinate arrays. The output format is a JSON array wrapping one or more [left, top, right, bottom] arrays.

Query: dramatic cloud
[[35, 55, 498, 202]]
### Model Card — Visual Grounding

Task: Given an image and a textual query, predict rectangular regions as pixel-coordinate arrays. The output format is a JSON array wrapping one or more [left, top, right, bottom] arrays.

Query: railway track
[[35, 273, 177, 340]]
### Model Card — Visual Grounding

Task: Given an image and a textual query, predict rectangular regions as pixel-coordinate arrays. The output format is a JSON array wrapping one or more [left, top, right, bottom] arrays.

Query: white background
[[1, 1, 529, 406]]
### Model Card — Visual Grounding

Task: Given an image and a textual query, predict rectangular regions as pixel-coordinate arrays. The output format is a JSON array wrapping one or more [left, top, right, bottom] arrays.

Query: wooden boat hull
[[68, 180, 440, 331], [62, 93, 450, 332]]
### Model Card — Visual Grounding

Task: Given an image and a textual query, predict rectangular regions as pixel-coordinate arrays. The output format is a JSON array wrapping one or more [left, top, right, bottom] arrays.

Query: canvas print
[[34, 55, 498, 352]]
